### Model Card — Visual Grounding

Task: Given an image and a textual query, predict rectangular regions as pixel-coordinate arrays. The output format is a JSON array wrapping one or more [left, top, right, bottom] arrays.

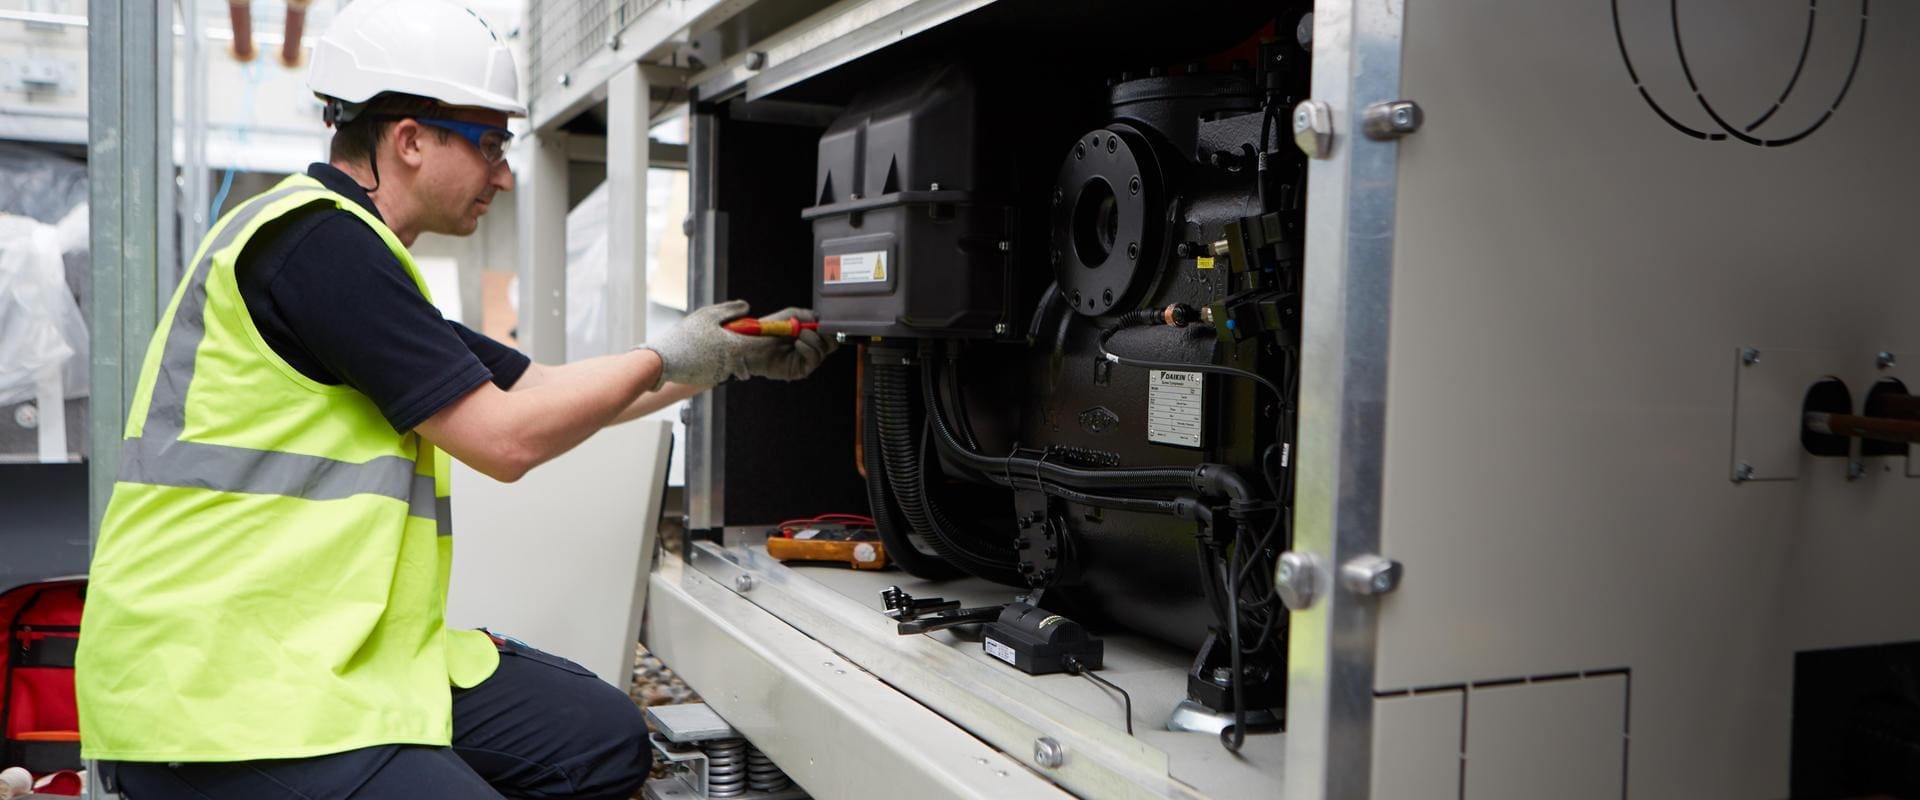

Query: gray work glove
[[737, 307, 838, 381], [636, 300, 760, 389]]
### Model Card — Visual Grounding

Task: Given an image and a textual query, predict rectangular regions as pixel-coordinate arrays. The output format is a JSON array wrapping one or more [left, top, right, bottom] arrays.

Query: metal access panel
[[1296, 1, 1920, 798]]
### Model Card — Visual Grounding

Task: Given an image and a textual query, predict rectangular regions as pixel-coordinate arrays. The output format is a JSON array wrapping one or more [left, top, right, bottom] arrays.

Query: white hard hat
[[309, 0, 526, 120]]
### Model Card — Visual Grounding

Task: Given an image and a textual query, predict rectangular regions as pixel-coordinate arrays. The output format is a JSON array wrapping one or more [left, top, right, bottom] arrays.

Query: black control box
[[981, 602, 1103, 675], [803, 63, 1013, 339]]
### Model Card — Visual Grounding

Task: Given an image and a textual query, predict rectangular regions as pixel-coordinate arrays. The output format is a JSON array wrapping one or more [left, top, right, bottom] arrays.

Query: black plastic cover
[[805, 63, 1013, 338]]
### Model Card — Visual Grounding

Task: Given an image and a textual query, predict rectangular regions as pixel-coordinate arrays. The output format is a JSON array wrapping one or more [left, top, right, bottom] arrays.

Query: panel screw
[[1126, 242, 1139, 260], [1877, 351, 1896, 369], [1733, 462, 1754, 482], [1849, 461, 1868, 481], [745, 50, 767, 70], [1033, 737, 1065, 769], [1275, 551, 1320, 610], [834, 332, 848, 344], [733, 574, 756, 593], [929, 182, 941, 191], [1292, 100, 1333, 159], [558, 73, 571, 87], [1362, 100, 1424, 140], [1741, 348, 1761, 366], [1340, 554, 1403, 596], [994, 323, 1009, 336], [997, 240, 1011, 252]]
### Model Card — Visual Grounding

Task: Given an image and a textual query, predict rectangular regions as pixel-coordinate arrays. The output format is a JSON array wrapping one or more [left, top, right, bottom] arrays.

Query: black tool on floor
[[879, 586, 959, 621], [880, 586, 1005, 634]]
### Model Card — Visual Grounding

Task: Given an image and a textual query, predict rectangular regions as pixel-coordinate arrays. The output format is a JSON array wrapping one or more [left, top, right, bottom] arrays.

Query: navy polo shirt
[[233, 163, 530, 432]]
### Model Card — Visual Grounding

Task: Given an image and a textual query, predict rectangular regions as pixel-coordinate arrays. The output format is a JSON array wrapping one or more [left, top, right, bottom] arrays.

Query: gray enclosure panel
[[1462, 676, 1626, 800], [1371, 691, 1463, 800], [1376, 1, 1920, 797]]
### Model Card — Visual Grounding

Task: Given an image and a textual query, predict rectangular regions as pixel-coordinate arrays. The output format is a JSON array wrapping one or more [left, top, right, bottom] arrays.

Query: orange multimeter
[[765, 520, 888, 570]]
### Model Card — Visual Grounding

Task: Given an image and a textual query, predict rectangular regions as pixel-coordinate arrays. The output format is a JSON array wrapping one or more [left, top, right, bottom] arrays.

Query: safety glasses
[[414, 117, 514, 166]]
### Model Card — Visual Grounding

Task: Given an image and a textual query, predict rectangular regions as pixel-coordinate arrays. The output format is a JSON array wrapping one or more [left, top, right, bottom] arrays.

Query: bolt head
[[834, 331, 848, 344], [1392, 107, 1413, 127], [1878, 351, 1897, 369], [1734, 463, 1755, 482], [1849, 461, 1868, 480], [929, 182, 941, 191], [733, 574, 756, 593], [558, 74, 571, 87], [1212, 666, 1233, 685], [1741, 348, 1761, 366], [1293, 110, 1310, 130], [993, 323, 1010, 336], [1033, 737, 1065, 769]]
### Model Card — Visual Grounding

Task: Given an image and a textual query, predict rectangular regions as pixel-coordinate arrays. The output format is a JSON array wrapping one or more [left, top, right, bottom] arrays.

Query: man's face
[[413, 107, 514, 236]]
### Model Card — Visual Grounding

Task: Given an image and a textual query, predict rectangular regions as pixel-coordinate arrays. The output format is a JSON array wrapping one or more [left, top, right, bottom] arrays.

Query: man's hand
[[738, 307, 837, 381], [636, 300, 759, 389]]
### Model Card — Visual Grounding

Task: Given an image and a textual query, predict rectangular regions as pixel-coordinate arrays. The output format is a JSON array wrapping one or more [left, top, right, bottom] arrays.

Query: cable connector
[[1114, 303, 1200, 330]]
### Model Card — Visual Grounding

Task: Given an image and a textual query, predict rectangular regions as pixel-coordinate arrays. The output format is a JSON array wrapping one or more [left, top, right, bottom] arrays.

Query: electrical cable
[[1065, 655, 1134, 736], [1096, 325, 1283, 409]]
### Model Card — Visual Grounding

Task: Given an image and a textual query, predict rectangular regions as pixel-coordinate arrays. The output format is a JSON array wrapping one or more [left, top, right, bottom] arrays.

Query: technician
[[73, 1, 829, 797]]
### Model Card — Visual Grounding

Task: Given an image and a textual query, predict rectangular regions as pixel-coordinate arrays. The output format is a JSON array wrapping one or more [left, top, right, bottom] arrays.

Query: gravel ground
[[630, 642, 700, 709]]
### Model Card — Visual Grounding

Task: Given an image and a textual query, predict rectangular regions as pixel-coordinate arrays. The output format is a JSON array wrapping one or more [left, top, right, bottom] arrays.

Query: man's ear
[[390, 119, 427, 168]]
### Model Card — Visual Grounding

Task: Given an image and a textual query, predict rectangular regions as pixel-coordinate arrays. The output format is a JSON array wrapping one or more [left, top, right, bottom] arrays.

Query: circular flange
[[1051, 124, 1162, 317]]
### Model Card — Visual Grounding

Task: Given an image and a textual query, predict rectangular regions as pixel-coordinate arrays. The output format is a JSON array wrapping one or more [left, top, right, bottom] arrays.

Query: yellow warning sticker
[[1196, 256, 1215, 270]]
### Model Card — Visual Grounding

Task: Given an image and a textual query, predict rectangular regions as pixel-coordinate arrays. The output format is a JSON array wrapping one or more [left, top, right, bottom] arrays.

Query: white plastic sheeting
[[0, 214, 88, 461]]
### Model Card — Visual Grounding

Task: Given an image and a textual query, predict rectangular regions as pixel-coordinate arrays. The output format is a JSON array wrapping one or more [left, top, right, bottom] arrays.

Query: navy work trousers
[[101, 638, 652, 799]]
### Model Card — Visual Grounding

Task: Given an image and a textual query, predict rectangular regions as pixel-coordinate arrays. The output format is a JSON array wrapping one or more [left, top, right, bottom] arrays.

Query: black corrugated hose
[[862, 358, 963, 580], [871, 356, 1027, 584]]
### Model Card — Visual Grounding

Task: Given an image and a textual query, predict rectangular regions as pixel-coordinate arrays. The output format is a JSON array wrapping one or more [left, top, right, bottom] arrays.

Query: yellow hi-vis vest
[[75, 174, 499, 761]]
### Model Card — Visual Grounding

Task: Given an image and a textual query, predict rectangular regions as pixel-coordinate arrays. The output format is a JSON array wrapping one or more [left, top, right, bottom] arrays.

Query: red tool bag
[[0, 577, 83, 775]]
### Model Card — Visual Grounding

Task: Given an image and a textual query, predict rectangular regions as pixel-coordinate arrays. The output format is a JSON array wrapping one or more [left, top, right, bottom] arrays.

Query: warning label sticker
[[1148, 370, 1204, 448], [824, 250, 888, 284], [984, 637, 1017, 666]]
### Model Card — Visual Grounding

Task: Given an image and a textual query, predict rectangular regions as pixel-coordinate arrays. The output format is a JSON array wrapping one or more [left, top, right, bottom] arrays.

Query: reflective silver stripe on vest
[[121, 185, 443, 529], [119, 437, 419, 504]]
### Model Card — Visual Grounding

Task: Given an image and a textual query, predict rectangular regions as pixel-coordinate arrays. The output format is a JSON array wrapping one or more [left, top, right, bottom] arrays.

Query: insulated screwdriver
[[723, 318, 821, 337]]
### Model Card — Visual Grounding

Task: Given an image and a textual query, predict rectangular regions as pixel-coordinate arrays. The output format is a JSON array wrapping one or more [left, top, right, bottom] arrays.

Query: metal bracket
[[1292, 100, 1334, 160], [1362, 100, 1423, 140]]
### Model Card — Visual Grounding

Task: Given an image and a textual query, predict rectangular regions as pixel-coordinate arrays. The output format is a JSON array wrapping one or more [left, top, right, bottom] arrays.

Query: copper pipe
[[228, 0, 255, 62], [1805, 412, 1920, 444], [281, 0, 312, 68], [1869, 392, 1920, 419], [854, 343, 868, 479]]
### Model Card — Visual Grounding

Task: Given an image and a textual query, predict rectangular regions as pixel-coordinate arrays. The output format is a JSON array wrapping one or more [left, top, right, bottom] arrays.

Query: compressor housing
[[805, 20, 1305, 740]]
